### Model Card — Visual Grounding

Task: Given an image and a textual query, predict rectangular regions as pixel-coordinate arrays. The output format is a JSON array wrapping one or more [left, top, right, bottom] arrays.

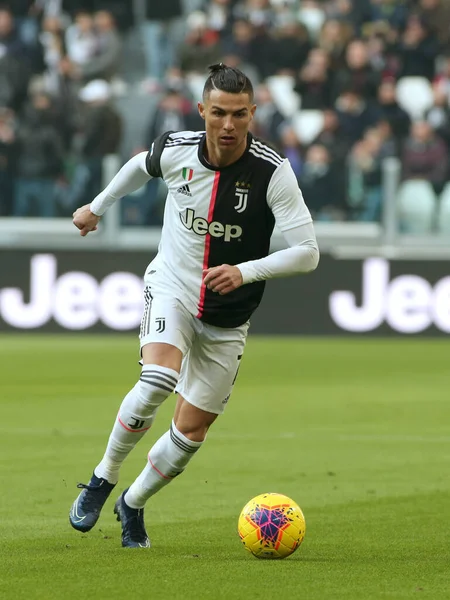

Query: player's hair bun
[[203, 63, 254, 101], [208, 63, 226, 73]]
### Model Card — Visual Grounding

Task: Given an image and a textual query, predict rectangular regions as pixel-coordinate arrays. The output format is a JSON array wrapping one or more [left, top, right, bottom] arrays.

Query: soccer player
[[69, 64, 319, 548]]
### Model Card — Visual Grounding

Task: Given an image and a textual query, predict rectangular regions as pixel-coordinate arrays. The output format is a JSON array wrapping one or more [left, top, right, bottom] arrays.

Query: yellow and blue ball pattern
[[238, 493, 306, 559]]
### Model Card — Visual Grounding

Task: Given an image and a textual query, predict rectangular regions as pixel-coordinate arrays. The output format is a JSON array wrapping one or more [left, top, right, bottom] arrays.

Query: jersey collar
[[198, 132, 253, 171]]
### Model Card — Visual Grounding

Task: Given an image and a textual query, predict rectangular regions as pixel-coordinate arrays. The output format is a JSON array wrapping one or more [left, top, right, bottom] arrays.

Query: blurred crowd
[[1, 0, 450, 226]]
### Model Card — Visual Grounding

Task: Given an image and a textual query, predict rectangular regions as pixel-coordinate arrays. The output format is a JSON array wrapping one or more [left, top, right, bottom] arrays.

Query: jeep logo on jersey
[[180, 208, 242, 242]]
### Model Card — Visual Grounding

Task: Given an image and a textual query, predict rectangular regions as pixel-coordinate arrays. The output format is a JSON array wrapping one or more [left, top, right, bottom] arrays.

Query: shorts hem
[[175, 386, 225, 416], [140, 334, 184, 353]]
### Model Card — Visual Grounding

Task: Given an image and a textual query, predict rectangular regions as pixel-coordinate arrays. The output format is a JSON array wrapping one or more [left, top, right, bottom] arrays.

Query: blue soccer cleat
[[69, 473, 116, 533], [113, 489, 151, 548]]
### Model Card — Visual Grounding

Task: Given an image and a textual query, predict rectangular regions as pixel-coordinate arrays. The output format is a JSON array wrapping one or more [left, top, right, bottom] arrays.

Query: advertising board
[[0, 251, 449, 336]]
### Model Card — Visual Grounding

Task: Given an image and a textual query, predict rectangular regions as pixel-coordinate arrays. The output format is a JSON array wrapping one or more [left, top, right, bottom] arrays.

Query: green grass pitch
[[1, 335, 449, 600]]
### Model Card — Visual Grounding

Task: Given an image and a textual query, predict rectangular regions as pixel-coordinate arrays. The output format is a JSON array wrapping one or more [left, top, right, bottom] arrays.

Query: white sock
[[94, 365, 179, 484], [125, 420, 203, 508]]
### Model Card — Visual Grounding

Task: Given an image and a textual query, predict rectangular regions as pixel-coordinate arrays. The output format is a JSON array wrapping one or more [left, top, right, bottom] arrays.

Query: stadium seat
[[396, 179, 437, 233], [297, 7, 326, 40], [396, 77, 434, 120], [266, 75, 300, 118], [291, 110, 324, 145], [186, 73, 207, 103], [437, 182, 450, 233]]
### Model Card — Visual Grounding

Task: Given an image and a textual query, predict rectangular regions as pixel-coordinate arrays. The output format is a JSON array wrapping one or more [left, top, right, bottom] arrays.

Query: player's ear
[[250, 104, 257, 121], [198, 102, 206, 120]]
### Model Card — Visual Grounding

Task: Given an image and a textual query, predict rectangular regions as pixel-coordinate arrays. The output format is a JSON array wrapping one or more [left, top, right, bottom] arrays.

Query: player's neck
[[204, 136, 248, 168]]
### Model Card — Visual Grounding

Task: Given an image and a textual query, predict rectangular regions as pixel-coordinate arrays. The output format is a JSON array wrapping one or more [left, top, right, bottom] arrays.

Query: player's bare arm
[[72, 204, 100, 236], [203, 264, 243, 295]]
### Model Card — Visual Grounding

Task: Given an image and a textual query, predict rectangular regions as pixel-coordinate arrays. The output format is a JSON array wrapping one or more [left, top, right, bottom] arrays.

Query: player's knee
[[175, 421, 211, 442], [184, 428, 208, 443], [138, 363, 179, 407]]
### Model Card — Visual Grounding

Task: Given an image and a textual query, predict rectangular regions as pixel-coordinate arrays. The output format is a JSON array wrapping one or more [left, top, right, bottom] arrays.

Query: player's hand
[[72, 204, 100, 237], [203, 264, 243, 295]]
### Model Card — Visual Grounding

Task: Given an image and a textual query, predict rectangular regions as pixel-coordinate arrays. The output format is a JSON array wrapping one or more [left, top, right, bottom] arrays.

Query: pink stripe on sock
[[148, 456, 171, 480], [118, 416, 151, 433]]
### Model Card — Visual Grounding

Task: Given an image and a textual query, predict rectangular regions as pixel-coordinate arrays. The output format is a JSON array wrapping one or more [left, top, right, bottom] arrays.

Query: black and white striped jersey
[[144, 130, 312, 328]]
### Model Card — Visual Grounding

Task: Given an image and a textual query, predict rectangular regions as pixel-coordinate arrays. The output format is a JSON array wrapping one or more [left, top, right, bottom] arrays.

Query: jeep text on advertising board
[[0, 254, 144, 330], [1, 253, 449, 335], [329, 258, 450, 333]]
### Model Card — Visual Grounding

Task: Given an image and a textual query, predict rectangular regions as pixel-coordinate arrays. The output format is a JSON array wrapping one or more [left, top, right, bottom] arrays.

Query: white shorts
[[139, 287, 248, 415]]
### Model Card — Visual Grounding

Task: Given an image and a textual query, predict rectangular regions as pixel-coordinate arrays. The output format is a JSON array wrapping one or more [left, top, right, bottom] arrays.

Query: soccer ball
[[238, 492, 306, 559]]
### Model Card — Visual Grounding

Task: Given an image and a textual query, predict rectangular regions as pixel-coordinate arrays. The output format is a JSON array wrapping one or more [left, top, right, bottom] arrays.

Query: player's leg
[[123, 396, 217, 506], [94, 342, 182, 486], [113, 396, 217, 548], [69, 292, 193, 533], [116, 322, 248, 547]]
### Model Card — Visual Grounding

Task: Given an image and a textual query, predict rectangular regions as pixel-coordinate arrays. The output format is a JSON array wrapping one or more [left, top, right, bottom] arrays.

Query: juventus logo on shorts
[[155, 317, 166, 333]]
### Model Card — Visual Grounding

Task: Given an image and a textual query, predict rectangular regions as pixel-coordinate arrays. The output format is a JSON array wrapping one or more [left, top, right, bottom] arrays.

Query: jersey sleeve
[[90, 152, 152, 216], [236, 222, 319, 284], [267, 160, 312, 232], [145, 131, 173, 178]]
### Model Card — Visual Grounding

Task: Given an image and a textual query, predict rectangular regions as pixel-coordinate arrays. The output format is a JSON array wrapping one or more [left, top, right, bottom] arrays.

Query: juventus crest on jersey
[[144, 130, 312, 328]]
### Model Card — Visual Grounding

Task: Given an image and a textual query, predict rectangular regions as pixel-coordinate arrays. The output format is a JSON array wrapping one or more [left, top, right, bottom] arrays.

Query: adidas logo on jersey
[[177, 184, 192, 197], [180, 208, 242, 242]]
